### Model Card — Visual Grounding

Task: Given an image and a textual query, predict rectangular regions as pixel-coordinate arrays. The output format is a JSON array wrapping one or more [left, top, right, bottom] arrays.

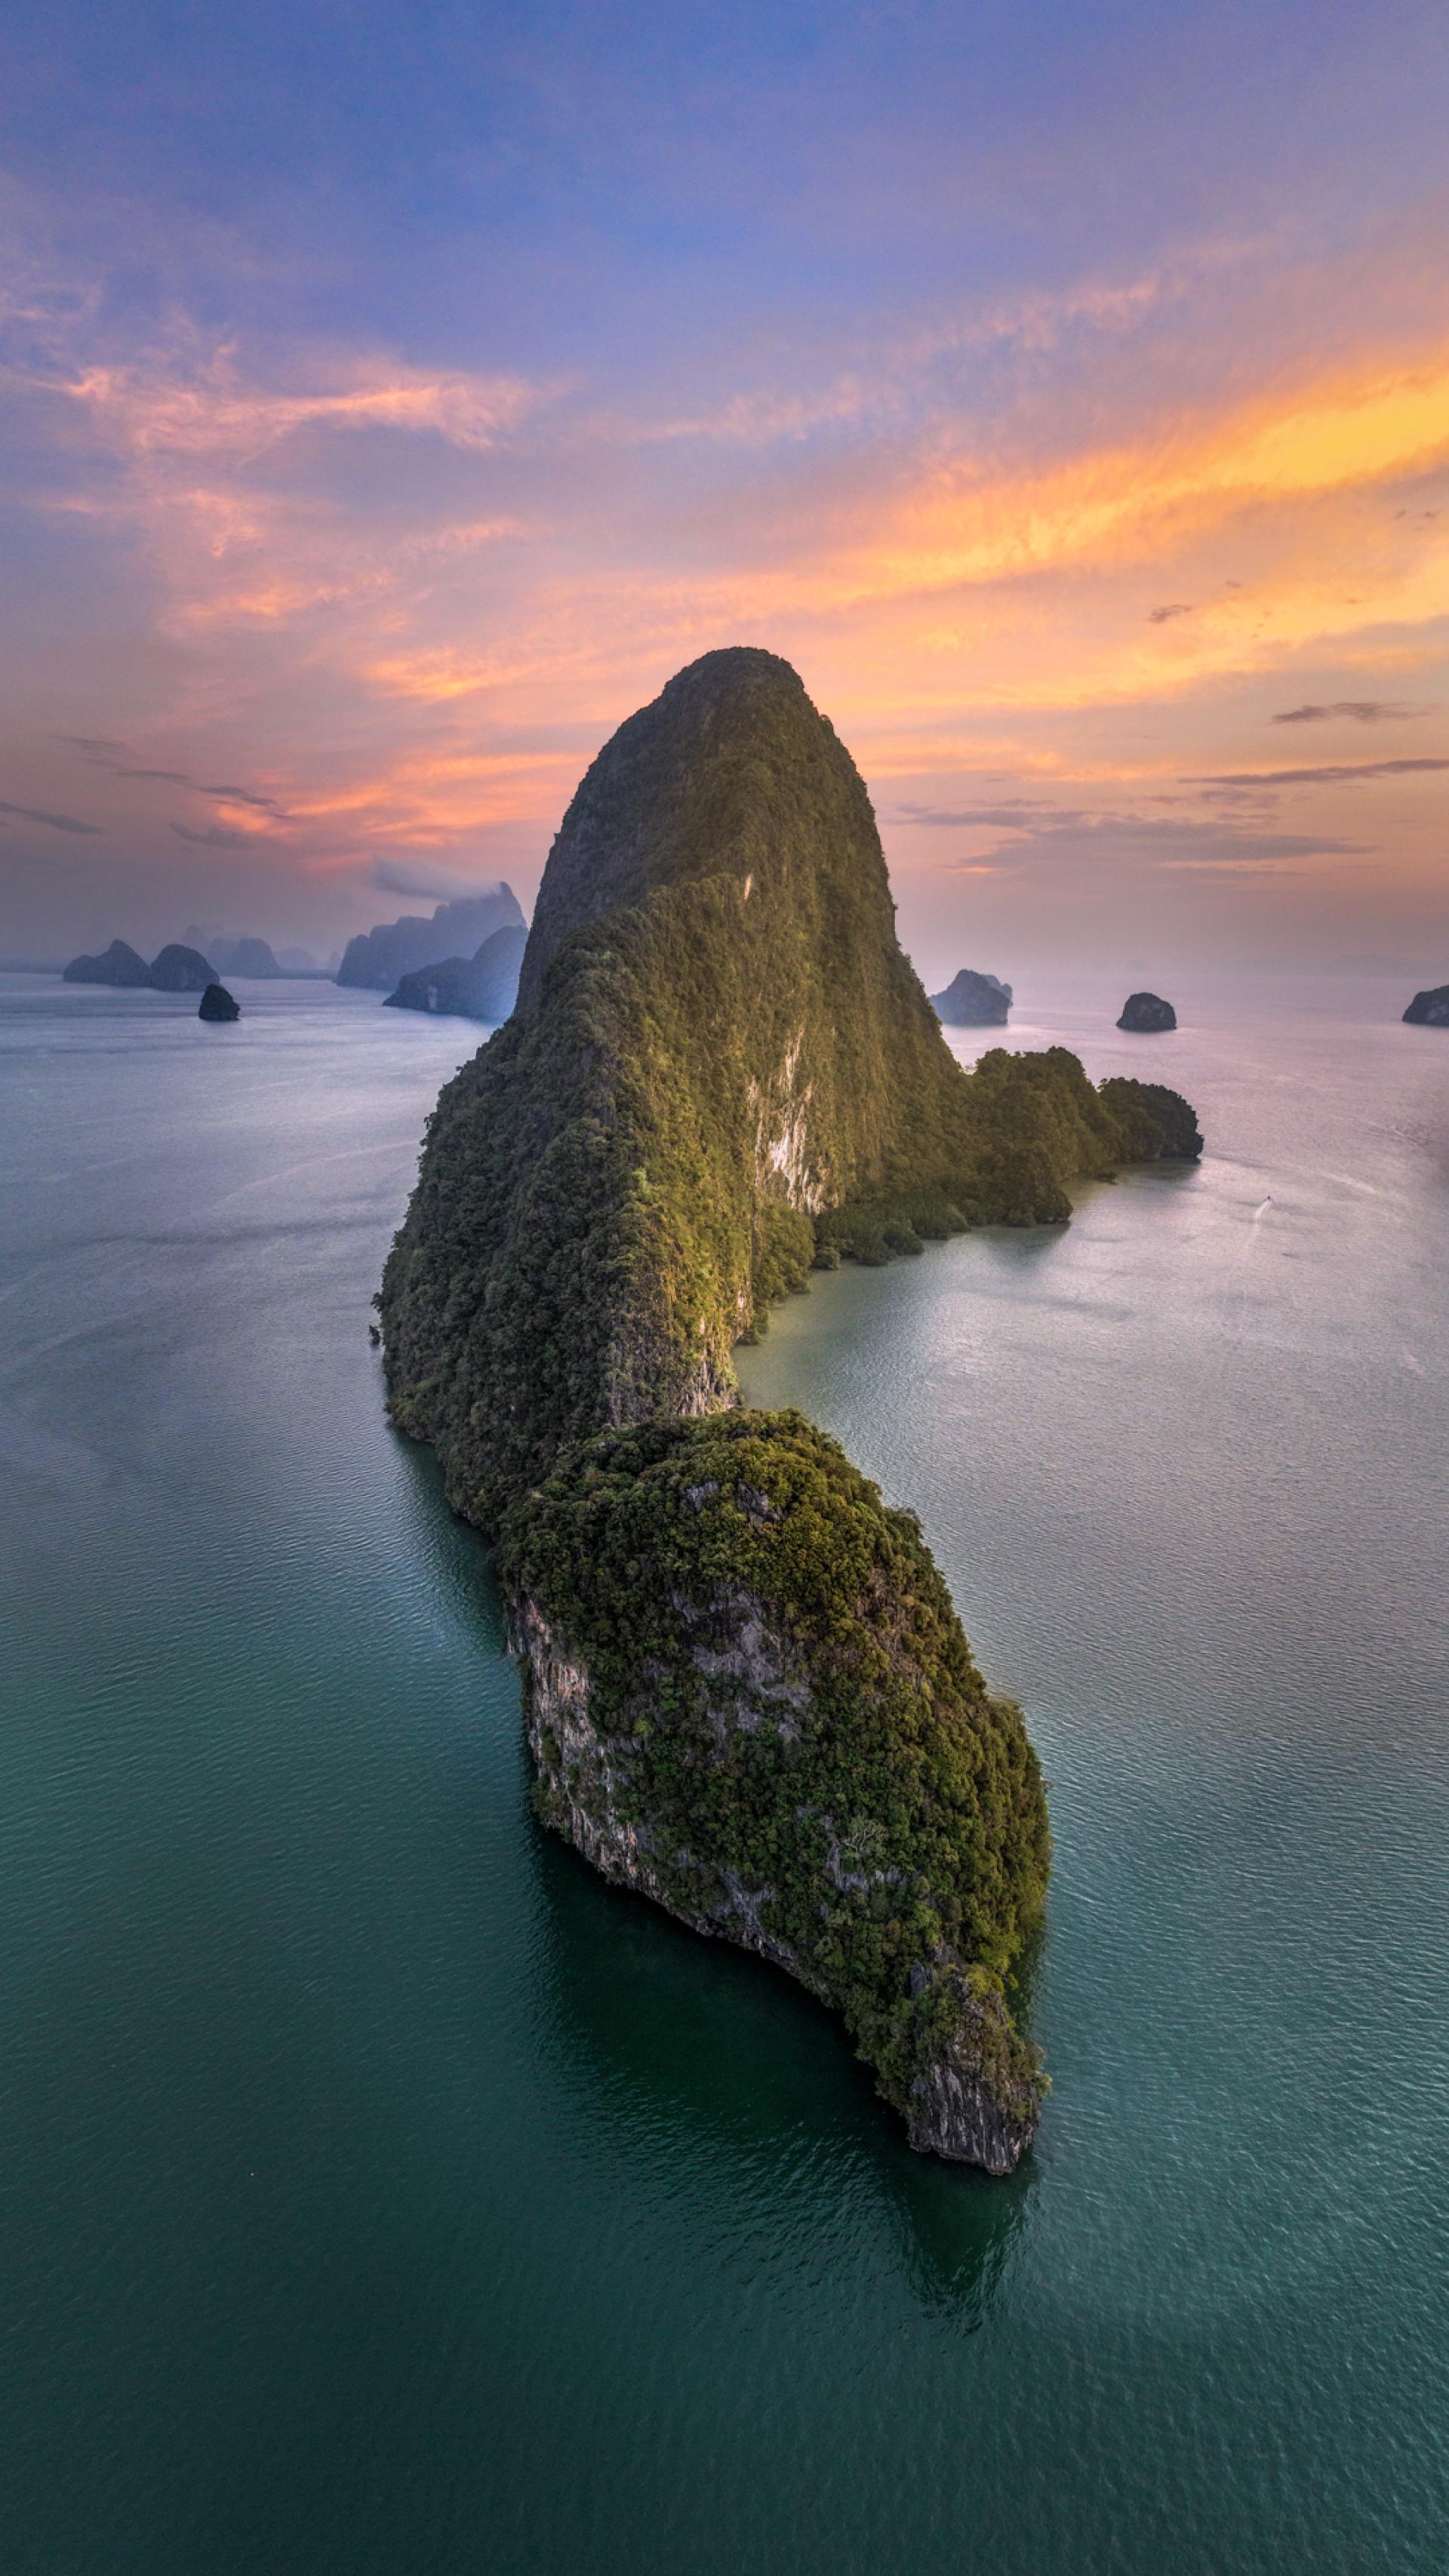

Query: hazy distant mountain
[[930, 968, 1012, 1026], [337, 888, 525, 990], [148, 943, 216, 992], [183, 928, 284, 977], [63, 939, 151, 987], [383, 923, 528, 1023], [275, 946, 319, 973], [217, 936, 280, 977]]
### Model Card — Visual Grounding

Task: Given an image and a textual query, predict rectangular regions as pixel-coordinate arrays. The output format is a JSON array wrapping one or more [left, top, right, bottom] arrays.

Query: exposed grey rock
[[509, 1574, 1043, 2174], [1404, 983, 1449, 1026], [198, 982, 240, 1022], [904, 1965, 1043, 2173]]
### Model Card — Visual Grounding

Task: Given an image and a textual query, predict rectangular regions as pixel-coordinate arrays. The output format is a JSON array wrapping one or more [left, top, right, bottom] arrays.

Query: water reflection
[[387, 1430, 510, 1649], [881, 2140, 1035, 2324], [531, 1802, 1032, 2324]]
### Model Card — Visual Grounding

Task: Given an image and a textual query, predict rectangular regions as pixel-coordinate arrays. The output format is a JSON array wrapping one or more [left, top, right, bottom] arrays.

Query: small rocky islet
[[1403, 984, 1449, 1026], [381, 647, 1204, 2171], [1117, 990, 1177, 1033], [198, 983, 240, 1022]]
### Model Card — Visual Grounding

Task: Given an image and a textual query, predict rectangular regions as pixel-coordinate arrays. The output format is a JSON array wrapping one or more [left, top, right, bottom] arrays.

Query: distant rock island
[[147, 943, 215, 993], [1404, 984, 1449, 1026], [337, 889, 525, 991], [186, 928, 328, 976], [931, 968, 1012, 1026], [1118, 991, 1177, 1033], [198, 983, 240, 1022], [63, 938, 151, 987], [382, 647, 1204, 2173], [384, 923, 528, 1023], [64, 939, 214, 992]]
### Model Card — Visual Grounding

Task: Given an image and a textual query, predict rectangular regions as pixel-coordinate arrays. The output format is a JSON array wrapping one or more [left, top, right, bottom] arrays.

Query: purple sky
[[2, 1, 1447, 978]]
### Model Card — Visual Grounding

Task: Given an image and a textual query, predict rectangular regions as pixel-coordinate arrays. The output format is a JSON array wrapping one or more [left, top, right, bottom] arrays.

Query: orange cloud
[[60, 349, 543, 463]]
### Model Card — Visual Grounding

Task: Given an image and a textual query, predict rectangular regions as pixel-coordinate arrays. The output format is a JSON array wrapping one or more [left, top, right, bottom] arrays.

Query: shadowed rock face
[[63, 939, 150, 986], [931, 968, 1012, 1026], [1404, 984, 1449, 1026], [198, 983, 239, 1022], [1118, 990, 1177, 1033]]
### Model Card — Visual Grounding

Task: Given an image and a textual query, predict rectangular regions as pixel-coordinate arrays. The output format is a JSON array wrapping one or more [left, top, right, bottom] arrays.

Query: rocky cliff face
[[505, 1411, 1049, 2172], [1404, 983, 1449, 1026]]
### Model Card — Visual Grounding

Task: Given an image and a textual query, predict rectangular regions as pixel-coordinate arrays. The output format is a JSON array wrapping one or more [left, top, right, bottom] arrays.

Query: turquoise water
[[2, 968, 1446, 2573]]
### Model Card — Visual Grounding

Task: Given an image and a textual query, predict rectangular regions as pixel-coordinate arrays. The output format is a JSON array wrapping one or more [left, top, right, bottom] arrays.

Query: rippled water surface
[[2, 968, 1447, 2574]]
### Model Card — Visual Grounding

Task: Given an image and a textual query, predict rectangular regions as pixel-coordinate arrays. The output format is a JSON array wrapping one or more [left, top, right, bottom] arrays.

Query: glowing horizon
[[2, 2, 1446, 980]]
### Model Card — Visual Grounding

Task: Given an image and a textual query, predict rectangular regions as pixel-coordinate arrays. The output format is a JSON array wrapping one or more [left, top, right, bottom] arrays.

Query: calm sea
[[1, 967, 1445, 2574]]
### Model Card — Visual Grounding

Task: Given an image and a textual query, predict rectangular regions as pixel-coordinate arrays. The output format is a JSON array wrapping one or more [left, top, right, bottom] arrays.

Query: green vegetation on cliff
[[381, 649, 1201, 1533], [504, 1408, 1049, 2142]]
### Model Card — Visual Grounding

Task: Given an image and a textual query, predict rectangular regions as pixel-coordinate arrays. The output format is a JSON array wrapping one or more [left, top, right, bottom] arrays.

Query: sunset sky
[[2, 0, 1447, 979]]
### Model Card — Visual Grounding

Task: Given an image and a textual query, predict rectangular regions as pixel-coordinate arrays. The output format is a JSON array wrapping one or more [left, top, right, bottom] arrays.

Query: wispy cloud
[[1186, 758, 1449, 787], [953, 814, 1367, 873], [902, 794, 1369, 876], [59, 349, 543, 466], [1271, 700, 1423, 724], [0, 798, 101, 833], [171, 822, 248, 847], [368, 857, 512, 902], [64, 737, 289, 816], [895, 799, 1088, 828]]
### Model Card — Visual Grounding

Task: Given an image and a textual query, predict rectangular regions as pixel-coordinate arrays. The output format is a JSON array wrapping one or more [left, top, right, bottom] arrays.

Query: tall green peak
[[516, 646, 871, 1014], [383, 650, 1198, 1532]]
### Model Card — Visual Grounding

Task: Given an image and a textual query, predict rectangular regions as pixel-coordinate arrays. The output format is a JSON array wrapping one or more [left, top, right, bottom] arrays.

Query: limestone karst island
[[381, 648, 1203, 2172]]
